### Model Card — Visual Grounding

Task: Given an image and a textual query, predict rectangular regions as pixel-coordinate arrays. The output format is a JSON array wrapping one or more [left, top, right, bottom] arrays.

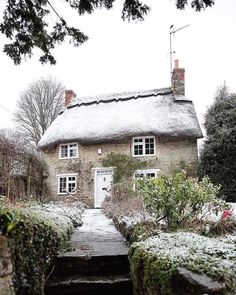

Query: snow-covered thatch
[[38, 88, 202, 149]]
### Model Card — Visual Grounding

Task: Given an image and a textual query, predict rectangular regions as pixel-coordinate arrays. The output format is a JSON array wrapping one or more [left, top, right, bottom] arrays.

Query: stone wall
[[43, 136, 198, 206], [0, 236, 14, 295]]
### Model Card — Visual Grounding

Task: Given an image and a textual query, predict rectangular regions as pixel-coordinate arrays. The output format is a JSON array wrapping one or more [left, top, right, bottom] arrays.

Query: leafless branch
[[14, 77, 65, 146]]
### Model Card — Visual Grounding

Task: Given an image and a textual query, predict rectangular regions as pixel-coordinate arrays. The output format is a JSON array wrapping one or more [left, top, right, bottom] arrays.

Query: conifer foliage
[[199, 85, 236, 202], [0, 0, 214, 64]]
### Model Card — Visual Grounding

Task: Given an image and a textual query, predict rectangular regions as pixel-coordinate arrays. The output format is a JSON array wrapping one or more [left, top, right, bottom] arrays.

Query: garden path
[[65, 208, 129, 257], [45, 209, 132, 295]]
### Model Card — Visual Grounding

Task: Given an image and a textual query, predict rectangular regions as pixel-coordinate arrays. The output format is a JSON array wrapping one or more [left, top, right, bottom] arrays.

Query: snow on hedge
[[23, 202, 85, 236], [133, 232, 236, 280]]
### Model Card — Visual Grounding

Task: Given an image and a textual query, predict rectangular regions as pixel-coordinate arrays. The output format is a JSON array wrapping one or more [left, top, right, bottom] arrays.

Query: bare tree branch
[[14, 77, 65, 146]]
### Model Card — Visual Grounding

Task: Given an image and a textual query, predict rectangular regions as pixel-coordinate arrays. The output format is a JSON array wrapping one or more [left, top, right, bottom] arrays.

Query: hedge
[[0, 201, 84, 295], [129, 232, 236, 295]]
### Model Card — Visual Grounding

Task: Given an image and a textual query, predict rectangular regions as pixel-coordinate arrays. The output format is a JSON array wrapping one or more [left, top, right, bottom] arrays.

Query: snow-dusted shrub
[[0, 201, 84, 295], [103, 179, 159, 243], [129, 232, 236, 295], [139, 172, 227, 229]]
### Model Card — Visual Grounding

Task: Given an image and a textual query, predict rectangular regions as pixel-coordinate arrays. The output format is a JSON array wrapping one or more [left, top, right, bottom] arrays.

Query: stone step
[[45, 274, 133, 295], [48, 254, 130, 279]]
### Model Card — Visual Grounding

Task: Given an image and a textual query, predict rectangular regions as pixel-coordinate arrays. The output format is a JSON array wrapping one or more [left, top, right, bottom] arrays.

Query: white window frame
[[59, 143, 78, 159], [132, 136, 156, 157], [133, 169, 161, 191], [57, 173, 78, 195], [134, 169, 161, 179]]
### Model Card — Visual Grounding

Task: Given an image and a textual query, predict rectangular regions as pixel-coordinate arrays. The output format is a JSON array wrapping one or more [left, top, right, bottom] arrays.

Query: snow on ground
[[79, 209, 119, 235]]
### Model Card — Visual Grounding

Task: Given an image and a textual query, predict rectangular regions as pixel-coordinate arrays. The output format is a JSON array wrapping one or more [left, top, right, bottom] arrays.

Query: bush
[[139, 172, 227, 229], [129, 232, 236, 295], [0, 201, 84, 295]]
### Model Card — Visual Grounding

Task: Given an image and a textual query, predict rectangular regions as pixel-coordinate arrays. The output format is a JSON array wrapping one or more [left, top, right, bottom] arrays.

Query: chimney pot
[[174, 59, 179, 69], [64, 90, 76, 106]]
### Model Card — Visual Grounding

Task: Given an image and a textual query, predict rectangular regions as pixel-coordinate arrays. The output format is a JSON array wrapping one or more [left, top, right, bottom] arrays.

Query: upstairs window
[[132, 136, 155, 156], [58, 174, 77, 194], [59, 143, 78, 159]]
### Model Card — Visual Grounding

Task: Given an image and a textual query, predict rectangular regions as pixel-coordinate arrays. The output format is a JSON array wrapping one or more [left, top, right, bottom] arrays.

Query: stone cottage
[[38, 61, 202, 207]]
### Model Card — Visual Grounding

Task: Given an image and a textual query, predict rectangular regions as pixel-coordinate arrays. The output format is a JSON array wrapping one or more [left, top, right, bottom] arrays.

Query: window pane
[[59, 177, 67, 193], [135, 173, 144, 179], [61, 145, 68, 158], [70, 148, 76, 157], [134, 144, 143, 155], [145, 138, 155, 155], [68, 176, 76, 193], [134, 138, 143, 143], [68, 176, 76, 181], [69, 144, 77, 157], [68, 182, 76, 193], [146, 173, 156, 178]]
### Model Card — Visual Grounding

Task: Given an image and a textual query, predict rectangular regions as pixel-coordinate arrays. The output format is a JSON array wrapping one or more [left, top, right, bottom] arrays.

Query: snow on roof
[[38, 88, 203, 149]]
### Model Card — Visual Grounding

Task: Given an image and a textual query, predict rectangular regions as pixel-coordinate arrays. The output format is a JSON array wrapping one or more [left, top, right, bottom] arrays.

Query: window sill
[[58, 192, 76, 195], [59, 156, 78, 160], [132, 154, 156, 157]]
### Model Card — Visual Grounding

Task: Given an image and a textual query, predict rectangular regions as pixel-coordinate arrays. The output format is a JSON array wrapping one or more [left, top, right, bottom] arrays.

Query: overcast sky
[[0, 0, 236, 134]]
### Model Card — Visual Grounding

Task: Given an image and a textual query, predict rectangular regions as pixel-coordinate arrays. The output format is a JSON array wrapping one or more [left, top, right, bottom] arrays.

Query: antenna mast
[[169, 24, 190, 80]]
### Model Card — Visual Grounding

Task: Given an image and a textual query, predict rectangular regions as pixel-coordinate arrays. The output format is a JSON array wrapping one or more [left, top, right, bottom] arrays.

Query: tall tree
[[14, 77, 64, 145], [0, 0, 214, 64], [198, 85, 236, 202]]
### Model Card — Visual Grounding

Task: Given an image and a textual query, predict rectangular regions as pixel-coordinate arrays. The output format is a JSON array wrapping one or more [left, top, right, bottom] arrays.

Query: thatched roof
[[38, 88, 202, 149]]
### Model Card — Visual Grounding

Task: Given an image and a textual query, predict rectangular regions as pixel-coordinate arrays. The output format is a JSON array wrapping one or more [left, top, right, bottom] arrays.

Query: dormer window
[[59, 143, 78, 159], [132, 136, 155, 156]]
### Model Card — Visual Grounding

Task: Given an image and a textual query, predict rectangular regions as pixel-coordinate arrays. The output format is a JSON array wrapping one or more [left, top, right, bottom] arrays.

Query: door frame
[[93, 167, 114, 208]]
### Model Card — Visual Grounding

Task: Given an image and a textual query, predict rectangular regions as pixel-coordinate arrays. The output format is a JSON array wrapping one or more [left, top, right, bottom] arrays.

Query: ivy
[[101, 152, 150, 184]]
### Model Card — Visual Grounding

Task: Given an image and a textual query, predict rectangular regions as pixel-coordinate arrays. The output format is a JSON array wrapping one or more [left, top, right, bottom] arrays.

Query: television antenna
[[169, 24, 190, 77]]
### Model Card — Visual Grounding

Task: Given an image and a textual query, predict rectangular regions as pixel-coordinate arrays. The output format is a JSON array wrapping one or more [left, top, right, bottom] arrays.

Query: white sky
[[0, 0, 236, 135]]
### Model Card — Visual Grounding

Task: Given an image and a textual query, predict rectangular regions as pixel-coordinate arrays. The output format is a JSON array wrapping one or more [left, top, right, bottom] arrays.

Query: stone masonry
[[43, 136, 198, 206]]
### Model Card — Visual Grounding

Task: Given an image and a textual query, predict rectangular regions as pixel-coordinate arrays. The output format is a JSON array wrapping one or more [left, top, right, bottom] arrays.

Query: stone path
[[45, 209, 132, 295], [65, 209, 129, 257]]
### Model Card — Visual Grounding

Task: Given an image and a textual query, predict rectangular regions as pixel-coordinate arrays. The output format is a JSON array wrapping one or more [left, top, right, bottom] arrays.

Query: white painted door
[[95, 169, 113, 208]]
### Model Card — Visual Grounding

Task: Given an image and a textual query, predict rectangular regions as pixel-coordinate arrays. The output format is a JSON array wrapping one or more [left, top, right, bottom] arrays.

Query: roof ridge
[[65, 87, 173, 111]]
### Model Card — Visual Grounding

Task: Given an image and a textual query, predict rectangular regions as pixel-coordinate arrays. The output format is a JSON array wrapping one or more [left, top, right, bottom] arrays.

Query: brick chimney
[[64, 90, 76, 106], [171, 59, 185, 96]]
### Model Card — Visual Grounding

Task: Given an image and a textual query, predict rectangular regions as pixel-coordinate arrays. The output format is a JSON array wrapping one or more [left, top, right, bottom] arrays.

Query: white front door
[[94, 168, 113, 208]]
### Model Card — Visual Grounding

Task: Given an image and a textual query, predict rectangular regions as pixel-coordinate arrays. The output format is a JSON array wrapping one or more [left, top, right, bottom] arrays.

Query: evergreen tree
[[199, 85, 236, 202], [0, 0, 214, 65]]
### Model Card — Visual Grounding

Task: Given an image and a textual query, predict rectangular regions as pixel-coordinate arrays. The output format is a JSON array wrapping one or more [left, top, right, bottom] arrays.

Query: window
[[132, 136, 155, 156], [59, 143, 78, 159], [57, 174, 77, 194], [133, 169, 160, 191], [134, 169, 160, 179]]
